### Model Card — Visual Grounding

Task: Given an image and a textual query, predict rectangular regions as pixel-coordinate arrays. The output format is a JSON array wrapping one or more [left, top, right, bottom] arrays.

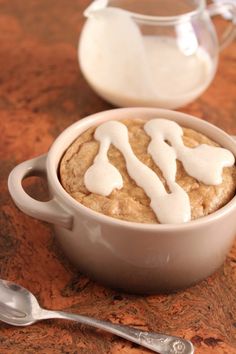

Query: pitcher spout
[[84, 0, 108, 17]]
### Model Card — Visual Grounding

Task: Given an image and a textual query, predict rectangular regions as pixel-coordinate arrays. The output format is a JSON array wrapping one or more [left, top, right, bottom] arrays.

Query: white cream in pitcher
[[79, 7, 215, 108], [84, 119, 235, 224]]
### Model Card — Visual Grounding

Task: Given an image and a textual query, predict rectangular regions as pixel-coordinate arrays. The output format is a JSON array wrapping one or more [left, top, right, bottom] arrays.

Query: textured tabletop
[[0, 0, 236, 353]]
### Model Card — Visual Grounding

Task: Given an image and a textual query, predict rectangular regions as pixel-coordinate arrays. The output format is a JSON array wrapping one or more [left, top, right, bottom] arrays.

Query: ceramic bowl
[[8, 108, 236, 294]]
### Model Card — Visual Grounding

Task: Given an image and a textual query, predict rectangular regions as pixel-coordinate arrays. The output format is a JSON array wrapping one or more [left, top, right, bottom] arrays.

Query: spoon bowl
[[0, 279, 194, 354], [0, 280, 41, 326]]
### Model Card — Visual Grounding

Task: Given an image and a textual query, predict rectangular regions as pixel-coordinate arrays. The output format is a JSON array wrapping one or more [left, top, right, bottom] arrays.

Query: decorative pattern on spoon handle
[[137, 330, 194, 354]]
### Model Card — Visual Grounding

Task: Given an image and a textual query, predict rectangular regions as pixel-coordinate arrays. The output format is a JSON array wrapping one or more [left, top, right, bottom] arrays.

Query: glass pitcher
[[79, 0, 236, 109]]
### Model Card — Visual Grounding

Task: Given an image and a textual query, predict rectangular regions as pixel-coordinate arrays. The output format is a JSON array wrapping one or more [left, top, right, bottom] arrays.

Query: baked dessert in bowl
[[8, 108, 236, 294], [59, 118, 235, 224]]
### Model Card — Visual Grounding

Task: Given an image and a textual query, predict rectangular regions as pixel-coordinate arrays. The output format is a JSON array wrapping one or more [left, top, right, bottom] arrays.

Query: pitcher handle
[[8, 154, 73, 229], [207, 1, 236, 50]]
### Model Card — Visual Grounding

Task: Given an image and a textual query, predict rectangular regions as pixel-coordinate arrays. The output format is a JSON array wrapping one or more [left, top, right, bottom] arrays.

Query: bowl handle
[[8, 154, 73, 229]]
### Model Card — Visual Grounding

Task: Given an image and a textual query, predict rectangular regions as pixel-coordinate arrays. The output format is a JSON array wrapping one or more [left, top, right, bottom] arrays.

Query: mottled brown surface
[[0, 1, 235, 353]]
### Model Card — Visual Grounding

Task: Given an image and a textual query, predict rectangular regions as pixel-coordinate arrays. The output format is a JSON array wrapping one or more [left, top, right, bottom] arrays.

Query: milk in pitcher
[[79, 7, 216, 108]]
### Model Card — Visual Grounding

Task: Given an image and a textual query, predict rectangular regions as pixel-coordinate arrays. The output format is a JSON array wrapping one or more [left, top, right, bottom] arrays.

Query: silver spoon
[[0, 279, 194, 354]]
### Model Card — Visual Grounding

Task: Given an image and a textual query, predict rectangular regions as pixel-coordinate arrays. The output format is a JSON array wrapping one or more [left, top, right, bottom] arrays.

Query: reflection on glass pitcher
[[79, 0, 236, 109]]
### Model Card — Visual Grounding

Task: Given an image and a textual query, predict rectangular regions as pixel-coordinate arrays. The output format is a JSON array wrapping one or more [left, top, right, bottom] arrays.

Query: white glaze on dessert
[[144, 119, 235, 185], [84, 119, 235, 224]]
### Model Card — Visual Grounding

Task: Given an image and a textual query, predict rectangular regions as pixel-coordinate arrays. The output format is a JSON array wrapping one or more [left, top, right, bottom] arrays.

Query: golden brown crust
[[59, 119, 236, 223]]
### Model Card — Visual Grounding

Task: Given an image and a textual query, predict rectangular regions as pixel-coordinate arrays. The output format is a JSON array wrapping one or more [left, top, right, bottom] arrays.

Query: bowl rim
[[47, 107, 236, 231]]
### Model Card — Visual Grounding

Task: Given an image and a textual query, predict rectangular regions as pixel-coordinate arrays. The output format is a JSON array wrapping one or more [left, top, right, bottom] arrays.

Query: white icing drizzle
[[144, 119, 235, 186], [84, 137, 123, 196], [84, 119, 235, 224]]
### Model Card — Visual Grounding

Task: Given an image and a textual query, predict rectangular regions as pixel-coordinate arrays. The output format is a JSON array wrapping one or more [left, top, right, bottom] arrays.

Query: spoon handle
[[40, 309, 194, 354]]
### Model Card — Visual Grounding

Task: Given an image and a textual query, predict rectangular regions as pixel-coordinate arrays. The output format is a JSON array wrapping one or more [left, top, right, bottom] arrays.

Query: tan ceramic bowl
[[8, 108, 236, 294]]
